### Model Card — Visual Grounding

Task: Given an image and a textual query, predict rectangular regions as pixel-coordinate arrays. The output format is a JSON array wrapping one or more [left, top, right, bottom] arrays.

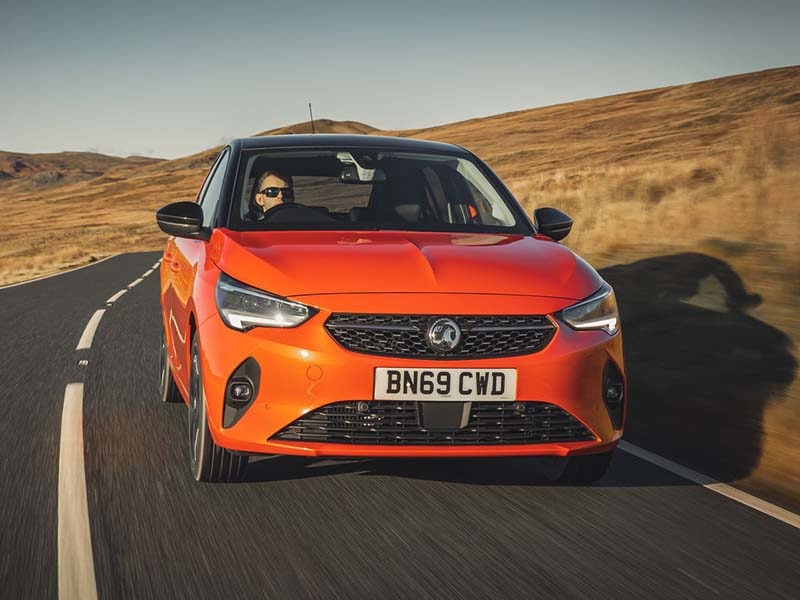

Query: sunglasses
[[259, 186, 294, 199]]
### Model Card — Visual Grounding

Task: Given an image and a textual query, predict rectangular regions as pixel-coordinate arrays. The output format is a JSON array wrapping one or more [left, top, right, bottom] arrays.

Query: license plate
[[374, 368, 516, 401]]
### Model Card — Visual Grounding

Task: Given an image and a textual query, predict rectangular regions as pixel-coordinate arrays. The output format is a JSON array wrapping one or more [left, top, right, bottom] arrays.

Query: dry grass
[[509, 116, 800, 261], [1, 66, 798, 506]]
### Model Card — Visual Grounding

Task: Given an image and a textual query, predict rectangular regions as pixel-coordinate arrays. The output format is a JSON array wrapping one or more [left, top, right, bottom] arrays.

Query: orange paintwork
[[161, 228, 625, 458]]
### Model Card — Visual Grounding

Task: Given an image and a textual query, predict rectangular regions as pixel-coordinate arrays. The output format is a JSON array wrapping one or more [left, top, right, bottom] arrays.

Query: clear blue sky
[[1, 0, 798, 158]]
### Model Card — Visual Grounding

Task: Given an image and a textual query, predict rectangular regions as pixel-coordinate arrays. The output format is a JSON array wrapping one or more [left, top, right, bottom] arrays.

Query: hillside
[[0, 150, 162, 192], [2, 68, 796, 286], [382, 67, 800, 174], [0, 67, 798, 508], [0, 119, 375, 281]]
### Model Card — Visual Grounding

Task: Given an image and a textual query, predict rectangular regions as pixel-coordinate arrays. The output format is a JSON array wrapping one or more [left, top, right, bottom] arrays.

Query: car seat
[[371, 174, 434, 225]]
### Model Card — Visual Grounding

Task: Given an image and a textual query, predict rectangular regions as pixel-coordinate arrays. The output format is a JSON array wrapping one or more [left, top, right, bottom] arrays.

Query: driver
[[247, 170, 294, 220]]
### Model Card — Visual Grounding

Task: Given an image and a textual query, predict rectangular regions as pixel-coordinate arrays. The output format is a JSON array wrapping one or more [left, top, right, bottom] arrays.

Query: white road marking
[[127, 278, 143, 288], [76, 310, 106, 351], [677, 568, 720, 595], [152, 260, 161, 269], [105, 289, 127, 304], [619, 441, 800, 529], [142, 269, 154, 277], [58, 383, 98, 600], [0, 254, 118, 290]]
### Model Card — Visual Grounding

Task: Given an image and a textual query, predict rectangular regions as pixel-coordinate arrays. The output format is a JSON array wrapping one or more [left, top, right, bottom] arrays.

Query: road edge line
[[58, 383, 98, 600], [619, 440, 800, 529]]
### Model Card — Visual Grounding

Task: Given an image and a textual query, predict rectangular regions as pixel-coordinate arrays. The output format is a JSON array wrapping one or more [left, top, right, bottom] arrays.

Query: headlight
[[560, 282, 619, 335], [215, 273, 316, 331]]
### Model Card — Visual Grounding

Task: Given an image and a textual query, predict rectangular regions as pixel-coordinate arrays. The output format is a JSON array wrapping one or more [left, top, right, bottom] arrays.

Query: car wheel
[[188, 335, 248, 482], [558, 450, 614, 484], [159, 326, 182, 403]]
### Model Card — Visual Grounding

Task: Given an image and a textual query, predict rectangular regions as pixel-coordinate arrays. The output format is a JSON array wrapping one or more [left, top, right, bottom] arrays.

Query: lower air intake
[[272, 401, 595, 445]]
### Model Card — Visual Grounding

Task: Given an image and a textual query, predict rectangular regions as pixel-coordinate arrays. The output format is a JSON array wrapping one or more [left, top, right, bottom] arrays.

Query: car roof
[[237, 134, 469, 154]]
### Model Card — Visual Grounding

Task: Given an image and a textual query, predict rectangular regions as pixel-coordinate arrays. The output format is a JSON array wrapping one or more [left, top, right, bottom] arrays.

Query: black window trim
[[198, 147, 232, 229], [197, 148, 227, 205]]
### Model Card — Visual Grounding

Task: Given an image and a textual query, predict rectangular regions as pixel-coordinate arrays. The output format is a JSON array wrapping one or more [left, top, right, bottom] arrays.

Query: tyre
[[188, 335, 248, 482], [159, 326, 182, 403], [558, 450, 614, 484]]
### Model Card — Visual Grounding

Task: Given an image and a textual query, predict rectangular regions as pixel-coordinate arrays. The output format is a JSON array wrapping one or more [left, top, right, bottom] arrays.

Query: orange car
[[156, 135, 625, 483]]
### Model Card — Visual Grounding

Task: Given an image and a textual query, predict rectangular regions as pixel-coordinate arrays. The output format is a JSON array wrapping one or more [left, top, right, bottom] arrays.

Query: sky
[[1, 0, 799, 159]]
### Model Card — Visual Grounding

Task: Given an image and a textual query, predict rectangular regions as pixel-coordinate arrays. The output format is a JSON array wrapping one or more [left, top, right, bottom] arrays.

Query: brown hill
[[5, 68, 796, 286], [0, 150, 162, 192], [384, 66, 800, 174], [166, 119, 377, 171], [257, 118, 377, 136], [0, 68, 798, 508]]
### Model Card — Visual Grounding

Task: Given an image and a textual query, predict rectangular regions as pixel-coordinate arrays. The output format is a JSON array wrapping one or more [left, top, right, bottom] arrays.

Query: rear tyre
[[188, 336, 248, 482], [159, 326, 182, 403], [558, 451, 614, 484]]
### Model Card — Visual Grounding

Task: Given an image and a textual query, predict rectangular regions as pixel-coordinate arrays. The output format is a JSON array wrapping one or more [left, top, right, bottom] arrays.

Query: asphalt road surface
[[1, 252, 798, 599]]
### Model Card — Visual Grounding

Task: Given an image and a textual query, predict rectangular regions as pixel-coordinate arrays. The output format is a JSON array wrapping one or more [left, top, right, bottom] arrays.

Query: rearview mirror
[[155, 202, 210, 240], [534, 207, 572, 241], [337, 151, 387, 184], [340, 164, 387, 184]]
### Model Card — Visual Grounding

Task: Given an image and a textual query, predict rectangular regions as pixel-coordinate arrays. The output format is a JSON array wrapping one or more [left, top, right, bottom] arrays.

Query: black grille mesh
[[325, 314, 556, 358], [272, 401, 595, 445]]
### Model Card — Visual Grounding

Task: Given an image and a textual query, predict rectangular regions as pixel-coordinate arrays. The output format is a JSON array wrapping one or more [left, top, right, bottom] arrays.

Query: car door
[[162, 173, 212, 389], [169, 148, 231, 387]]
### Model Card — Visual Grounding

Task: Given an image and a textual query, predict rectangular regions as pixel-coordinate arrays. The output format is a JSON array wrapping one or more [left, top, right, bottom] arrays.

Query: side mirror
[[533, 207, 572, 241], [155, 202, 210, 240]]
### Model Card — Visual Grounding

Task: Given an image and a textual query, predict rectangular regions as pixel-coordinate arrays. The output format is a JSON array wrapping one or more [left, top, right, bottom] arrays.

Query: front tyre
[[188, 336, 248, 482], [558, 450, 614, 484]]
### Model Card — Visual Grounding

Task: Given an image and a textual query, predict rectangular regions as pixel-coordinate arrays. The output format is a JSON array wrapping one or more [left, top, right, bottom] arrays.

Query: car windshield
[[228, 148, 529, 233]]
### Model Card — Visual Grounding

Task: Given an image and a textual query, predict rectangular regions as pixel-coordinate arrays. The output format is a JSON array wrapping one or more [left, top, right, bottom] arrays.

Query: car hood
[[209, 229, 603, 301]]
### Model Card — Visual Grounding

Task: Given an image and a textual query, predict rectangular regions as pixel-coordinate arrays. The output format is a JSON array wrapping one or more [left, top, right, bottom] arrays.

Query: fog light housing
[[229, 381, 253, 405], [223, 358, 261, 428], [602, 360, 625, 430]]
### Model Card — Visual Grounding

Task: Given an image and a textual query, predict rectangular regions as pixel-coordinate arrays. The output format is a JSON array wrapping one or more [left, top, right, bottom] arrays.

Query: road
[[1, 252, 798, 599]]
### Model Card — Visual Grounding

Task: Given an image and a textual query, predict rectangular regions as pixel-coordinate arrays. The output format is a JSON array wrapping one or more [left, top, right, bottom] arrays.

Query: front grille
[[325, 314, 556, 358], [272, 401, 595, 445]]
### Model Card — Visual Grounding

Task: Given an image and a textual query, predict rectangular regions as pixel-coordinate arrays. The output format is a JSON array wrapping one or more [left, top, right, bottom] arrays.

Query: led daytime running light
[[561, 282, 619, 335]]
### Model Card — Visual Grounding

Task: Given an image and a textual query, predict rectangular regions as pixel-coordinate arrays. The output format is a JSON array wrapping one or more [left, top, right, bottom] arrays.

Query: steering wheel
[[260, 202, 307, 220], [260, 202, 334, 223]]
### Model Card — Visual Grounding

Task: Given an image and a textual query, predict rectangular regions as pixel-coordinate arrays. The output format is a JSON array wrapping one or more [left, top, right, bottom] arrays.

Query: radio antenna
[[308, 102, 315, 134]]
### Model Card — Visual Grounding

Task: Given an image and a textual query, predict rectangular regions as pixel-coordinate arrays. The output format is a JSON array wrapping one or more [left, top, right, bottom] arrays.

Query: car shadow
[[243, 452, 691, 487], [600, 252, 796, 482]]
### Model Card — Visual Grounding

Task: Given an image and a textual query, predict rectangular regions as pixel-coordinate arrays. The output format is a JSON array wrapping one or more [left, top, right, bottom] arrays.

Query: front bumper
[[197, 294, 625, 458]]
